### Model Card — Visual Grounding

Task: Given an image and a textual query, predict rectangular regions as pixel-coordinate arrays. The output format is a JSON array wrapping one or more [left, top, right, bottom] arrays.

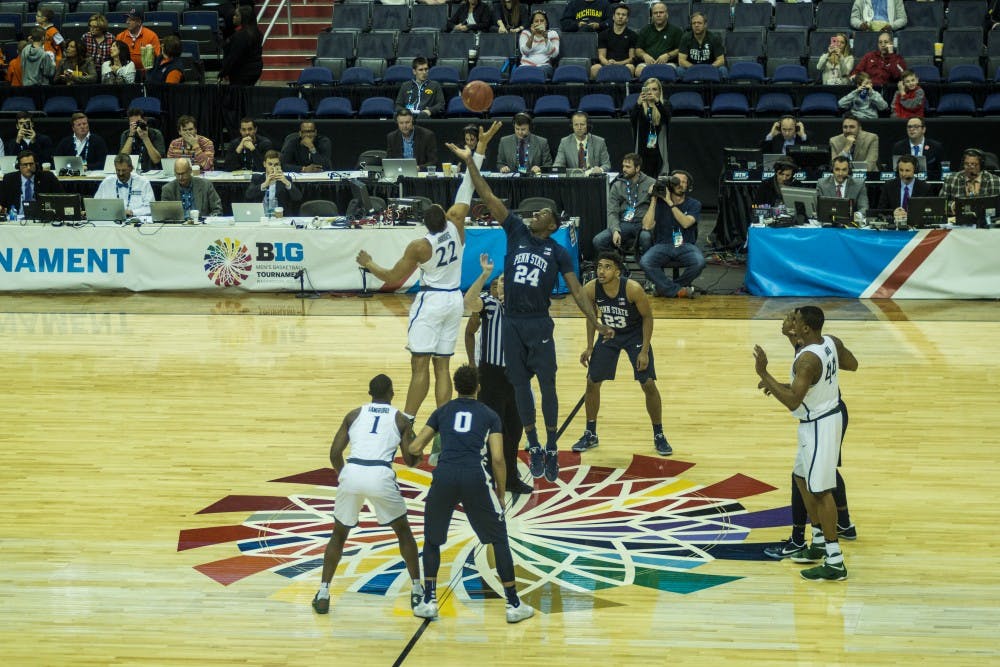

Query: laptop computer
[[0, 156, 16, 173], [231, 202, 266, 224], [954, 195, 1000, 228], [150, 200, 187, 223], [892, 155, 928, 173], [83, 197, 126, 222], [157, 157, 178, 175], [37, 193, 84, 222], [906, 196, 947, 228], [763, 153, 786, 172], [381, 158, 419, 183], [53, 155, 85, 176], [103, 154, 140, 173]]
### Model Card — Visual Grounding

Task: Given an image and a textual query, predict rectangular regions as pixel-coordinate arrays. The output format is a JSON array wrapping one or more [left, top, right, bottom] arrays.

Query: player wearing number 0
[[312, 374, 423, 614], [357, 123, 502, 451], [572, 251, 671, 456], [754, 306, 857, 582], [446, 122, 614, 483], [409, 365, 535, 624]]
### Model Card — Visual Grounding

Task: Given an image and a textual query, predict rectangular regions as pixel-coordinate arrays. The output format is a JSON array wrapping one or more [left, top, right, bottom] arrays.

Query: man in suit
[[386, 109, 438, 168], [161, 157, 223, 218], [877, 155, 933, 215], [496, 113, 553, 175], [816, 156, 869, 215], [891, 118, 944, 177], [553, 112, 611, 174], [280, 121, 332, 173], [245, 149, 303, 216], [53, 113, 109, 172], [394, 57, 445, 118], [7, 113, 54, 166], [222, 117, 273, 172], [0, 150, 64, 218], [760, 116, 810, 155], [829, 114, 879, 172]]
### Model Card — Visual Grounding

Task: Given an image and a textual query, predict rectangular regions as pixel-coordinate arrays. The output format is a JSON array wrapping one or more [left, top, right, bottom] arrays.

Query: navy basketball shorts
[[502, 316, 557, 385], [587, 330, 656, 384], [423, 467, 507, 546]]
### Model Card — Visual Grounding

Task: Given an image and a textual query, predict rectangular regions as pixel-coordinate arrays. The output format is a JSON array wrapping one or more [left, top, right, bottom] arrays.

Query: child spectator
[[838, 72, 888, 120], [891, 70, 926, 118]]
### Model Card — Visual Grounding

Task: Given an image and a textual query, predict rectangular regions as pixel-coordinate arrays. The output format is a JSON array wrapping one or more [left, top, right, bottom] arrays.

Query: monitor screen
[[954, 195, 1000, 228], [816, 196, 853, 224], [780, 185, 818, 219], [786, 148, 831, 172], [38, 193, 83, 222], [724, 147, 764, 170], [349, 178, 373, 215], [906, 197, 947, 228]]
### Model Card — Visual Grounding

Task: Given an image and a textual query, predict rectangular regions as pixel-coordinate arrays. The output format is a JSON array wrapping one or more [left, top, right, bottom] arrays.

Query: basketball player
[[446, 123, 614, 483], [572, 251, 672, 456], [754, 306, 857, 581], [408, 365, 535, 624], [764, 311, 857, 560], [312, 374, 423, 614], [357, 123, 502, 462]]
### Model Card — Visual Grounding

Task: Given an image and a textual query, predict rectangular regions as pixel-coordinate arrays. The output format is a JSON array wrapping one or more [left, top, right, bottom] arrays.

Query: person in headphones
[[634, 2, 682, 77], [876, 154, 932, 217], [0, 150, 64, 219], [816, 156, 869, 216], [496, 113, 552, 175], [761, 116, 810, 155], [755, 159, 802, 208], [553, 111, 611, 174], [639, 169, 705, 299], [940, 148, 1000, 212]]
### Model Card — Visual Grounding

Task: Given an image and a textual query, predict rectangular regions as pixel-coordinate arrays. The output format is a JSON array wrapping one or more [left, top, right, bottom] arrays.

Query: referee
[[464, 254, 532, 496]]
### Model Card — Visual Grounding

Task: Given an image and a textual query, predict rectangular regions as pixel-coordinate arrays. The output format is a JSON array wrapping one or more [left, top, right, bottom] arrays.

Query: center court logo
[[178, 454, 784, 600], [204, 238, 253, 287]]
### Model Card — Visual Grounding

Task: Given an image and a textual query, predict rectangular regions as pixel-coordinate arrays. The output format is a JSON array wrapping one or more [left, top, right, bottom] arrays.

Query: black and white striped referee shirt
[[478, 293, 506, 368]]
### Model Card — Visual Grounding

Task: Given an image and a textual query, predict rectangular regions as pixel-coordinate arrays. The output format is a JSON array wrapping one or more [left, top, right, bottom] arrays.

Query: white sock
[[317, 582, 330, 599], [455, 153, 485, 206], [811, 526, 825, 546], [825, 541, 844, 565], [412, 580, 423, 595]]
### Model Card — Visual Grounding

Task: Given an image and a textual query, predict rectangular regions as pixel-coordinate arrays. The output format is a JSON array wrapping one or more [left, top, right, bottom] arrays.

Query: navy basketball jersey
[[501, 212, 574, 317], [427, 397, 502, 473], [595, 277, 641, 336]]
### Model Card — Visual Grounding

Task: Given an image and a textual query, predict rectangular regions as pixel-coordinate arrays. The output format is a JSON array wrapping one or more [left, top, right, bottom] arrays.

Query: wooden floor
[[1, 292, 998, 666]]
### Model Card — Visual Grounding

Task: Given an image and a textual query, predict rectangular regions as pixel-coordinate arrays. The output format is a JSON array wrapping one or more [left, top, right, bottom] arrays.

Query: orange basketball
[[461, 80, 494, 113]]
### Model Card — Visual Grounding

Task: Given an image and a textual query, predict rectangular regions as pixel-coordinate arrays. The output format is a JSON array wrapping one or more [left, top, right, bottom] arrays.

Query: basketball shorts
[[407, 289, 463, 356], [333, 462, 407, 527], [794, 407, 844, 494], [587, 329, 656, 383], [423, 466, 507, 546], [502, 316, 556, 385]]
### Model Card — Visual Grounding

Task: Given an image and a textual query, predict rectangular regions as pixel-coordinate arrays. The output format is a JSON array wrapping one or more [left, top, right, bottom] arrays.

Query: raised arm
[[463, 253, 494, 313], [447, 130, 509, 222]]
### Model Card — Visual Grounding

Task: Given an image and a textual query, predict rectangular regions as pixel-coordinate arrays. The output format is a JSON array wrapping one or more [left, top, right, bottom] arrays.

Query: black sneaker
[[312, 592, 330, 614], [837, 523, 858, 540], [571, 430, 599, 452], [528, 446, 544, 478], [653, 433, 672, 456], [507, 478, 534, 495], [543, 449, 559, 482], [763, 539, 807, 560]]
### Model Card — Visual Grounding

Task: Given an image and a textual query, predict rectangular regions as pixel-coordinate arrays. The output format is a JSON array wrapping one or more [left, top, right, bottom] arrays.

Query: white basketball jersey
[[790, 335, 840, 420], [419, 221, 463, 289], [347, 403, 402, 462]]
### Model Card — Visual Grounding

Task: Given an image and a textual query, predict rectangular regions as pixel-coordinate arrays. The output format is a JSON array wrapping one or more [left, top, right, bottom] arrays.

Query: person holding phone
[[245, 150, 303, 216], [850, 29, 907, 86], [838, 72, 888, 120], [816, 32, 853, 85], [7, 112, 54, 166]]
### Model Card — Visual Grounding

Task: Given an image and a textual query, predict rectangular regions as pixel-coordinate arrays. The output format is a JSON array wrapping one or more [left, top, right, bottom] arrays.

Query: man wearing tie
[[891, 118, 944, 177], [496, 113, 552, 175], [877, 155, 932, 215], [53, 113, 109, 172], [93, 154, 155, 217], [553, 112, 611, 174], [828, 115, 879, 172], [0, 150, 63, 218], [940, 148, 1000, 212], [816, 156, 869, 215]]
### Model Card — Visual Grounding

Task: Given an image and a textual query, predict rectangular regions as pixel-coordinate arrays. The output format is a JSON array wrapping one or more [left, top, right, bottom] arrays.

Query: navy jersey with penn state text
[[595, 277, 641, 336], [426, 397, 502, 474], [501, 212, 574, 317]]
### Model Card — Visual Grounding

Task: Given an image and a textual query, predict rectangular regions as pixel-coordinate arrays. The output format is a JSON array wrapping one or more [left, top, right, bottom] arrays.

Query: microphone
[[292, 269, 304, 279]]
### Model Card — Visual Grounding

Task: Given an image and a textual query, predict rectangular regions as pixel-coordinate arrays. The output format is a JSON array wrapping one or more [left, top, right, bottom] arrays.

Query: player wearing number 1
[[447, 122, 614, 484]]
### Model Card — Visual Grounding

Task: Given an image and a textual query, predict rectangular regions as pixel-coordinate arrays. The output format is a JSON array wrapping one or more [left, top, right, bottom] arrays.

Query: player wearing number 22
[[448, 122, 613, 484]]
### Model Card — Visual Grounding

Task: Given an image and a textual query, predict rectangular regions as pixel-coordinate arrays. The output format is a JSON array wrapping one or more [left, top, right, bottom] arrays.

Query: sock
[[504, 584, 520, 607], [526, 429, 541, 450], [423, 579, 436, 603], [412, 579, 423, 596], [545, 430, 558, 452], [824, 540, 844, 565], [455, 153, 486, 205], [652, 423, 663, 436], [811, 525, 825, 546], [317, 581, 330, 599], [586, 420, 596, 434], [791, 524, 806, 546]]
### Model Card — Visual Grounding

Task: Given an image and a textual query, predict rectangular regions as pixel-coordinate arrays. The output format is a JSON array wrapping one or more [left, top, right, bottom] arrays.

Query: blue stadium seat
[[947, 63, 986, 83], [667, 91, 705, 116], [551, 64, 589, 84], [577, 93, 617, 116], [382, 64, 413, 84], [42, 96, 79, 115], [358, 97, 397, 118], [297, 67, 335, 86], [755, 92, 795, 115], [315, 96, 355, 118], [680, 64, 722, 83], [84, 94, 122, 115], [467, 65, 504, 84], [532, 94, 572, 117], [128, 96, 163, 117], [447, 96, 479, 117], [594, 64, 632, 84], [489, 94, 527, 115], [798, 92, 839, 116], [509, 66, 547, 84], [710, 92, 750, 116], [428, 65, 461, 85], [771, 64, 810, 84], [620, 92, 640, 115], [270, 97, 310, 118], [728, 61, 765, 84], [638, 64, 677, 83], [339, 66, 376, 86], [935, 93, 976, 115]]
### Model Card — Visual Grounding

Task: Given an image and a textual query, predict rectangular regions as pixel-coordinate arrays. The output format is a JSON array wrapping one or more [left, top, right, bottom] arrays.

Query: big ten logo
[[255, 242, 304, 262]]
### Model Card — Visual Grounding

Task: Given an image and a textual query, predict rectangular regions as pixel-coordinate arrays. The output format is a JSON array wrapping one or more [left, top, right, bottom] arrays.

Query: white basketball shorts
[[333, 462, 408, 527], [407, 289, 463, 356], [793, 410, 844, 493]]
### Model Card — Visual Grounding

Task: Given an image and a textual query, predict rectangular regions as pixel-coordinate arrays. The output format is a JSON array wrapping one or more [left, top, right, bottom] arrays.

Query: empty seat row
[[0, 93, 162, 115]]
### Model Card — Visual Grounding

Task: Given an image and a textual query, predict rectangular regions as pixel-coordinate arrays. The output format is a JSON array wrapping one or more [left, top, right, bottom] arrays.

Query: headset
[[512, 112, 533, 130], [669, 169, 694, 192], [963, 148, 985, 168]]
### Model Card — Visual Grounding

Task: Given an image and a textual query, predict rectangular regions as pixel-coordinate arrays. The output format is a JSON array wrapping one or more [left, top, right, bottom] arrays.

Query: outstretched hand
[[478, 120, 503, 148], [479, 252, 494, 274], [753, 344, 769, 377], [356, 249, 372, 269], [445, 142, 473, 163]]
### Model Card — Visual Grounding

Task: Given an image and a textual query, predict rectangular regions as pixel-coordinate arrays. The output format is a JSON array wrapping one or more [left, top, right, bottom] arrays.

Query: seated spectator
[[7, 113, 53, 165], [281, 121, 333, 173], [940, 149, 1000, 212], [82, 14, 114, 69], [829, 114, 880, 171], [385, 109, 437, 168], [838, 72, 888, 120], [635, 2, 683, 77], [145, 35, 184, 85], [0, 150, 63, 218], [495, 0, 527, 34], [761, 116, 810, 155], [223, 117, 273, 172], [560, 0, 611, 33], [36, 7, 63, 66], [519, 11, 559, 77], [93, 154, 155, 218], [553, 111, 611, 174], [594, 152, 657, 259], [219, 6, 263, 86], [447, 0, 493, 33], [21, 29, 55, 86], [394, 57, 445, 118], [54, 40, 98, 85], [120, 107, 166, 172], [101, 40, 136, 84], [876, 154, 933, 215], [892, 118, 943, 176], [6, 39, 25, 86], [116, 9, 161, 72], [816, 33, 853, 85], [851, 0, 907, 32], [850, 29, 907, 87], [639, 170, 704, 299], [246, 150, 304, 216], [167, 115, 215, 172], [54, 113, 109, 173], [496, 112, 552, 174], [591, 4, 637, 80], [677, 12, 726, 77], [630, 77, 670, 177], [816, 156, 869, 215], [161, 157, 223, 218], [891, 70, 925, 119], [755, 159, 801, 208]]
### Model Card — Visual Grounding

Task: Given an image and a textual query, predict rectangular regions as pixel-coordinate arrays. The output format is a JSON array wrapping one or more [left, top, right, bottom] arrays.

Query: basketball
[[461, 80, 494, 113]]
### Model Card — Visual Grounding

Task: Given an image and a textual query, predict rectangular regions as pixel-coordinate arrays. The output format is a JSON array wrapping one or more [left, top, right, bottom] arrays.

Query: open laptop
[[816, 196, 853, 224], [103, 154, 140, 173], [150, 200, 187, 223], [53, 155, 85, 176], [762, 153, 786, 172], [231, 202, 266, 224], [381, 158, 419, 183], [906, 196, 947, 228], [0, 156, 16, 173], [954, 195, 1000, 228], [157, 157, 178, 175], [83, 197, 126, 223]]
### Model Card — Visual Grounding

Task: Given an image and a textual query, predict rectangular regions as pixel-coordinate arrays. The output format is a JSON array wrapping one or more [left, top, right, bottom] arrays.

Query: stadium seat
[[728, 61, 765, 84], [270, 97, 310, 118], [710, 92, 750, 116], [315, 97, 355, 118], [594, 64, 632, 84], [935, 93, 976, 115], [755, 92, 795, 115], [578, 93, 617, 116], [667, 91, 705, 117], [489, 94, 527, 115], [358, 97, 396, 118], [509, 66, 547, 84], [532, 94, 572, 117], [552, 65, 589, 84], [798, 92, 839, 116]]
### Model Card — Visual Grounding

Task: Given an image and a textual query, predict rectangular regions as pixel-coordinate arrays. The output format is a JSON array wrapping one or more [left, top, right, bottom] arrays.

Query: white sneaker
[[505, 602, 535, 624], [413, 600, 438, 619]]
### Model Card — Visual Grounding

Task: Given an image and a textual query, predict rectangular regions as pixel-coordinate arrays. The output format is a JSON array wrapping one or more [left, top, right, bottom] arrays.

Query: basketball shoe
[[653, 433, 673, 456], [506, 602, 535, 624], [800, 559, 848, 582], [528, 446, 544, 478], [837, 523, 858, 540], [789, 543, 826, 563], [571, 430, 598, 452], [763, 539, 807, 560], [410, 585, 424, 610], [413, 600, 439, 619], [312, 592, 330, 614], [544, 449, 559, 482]]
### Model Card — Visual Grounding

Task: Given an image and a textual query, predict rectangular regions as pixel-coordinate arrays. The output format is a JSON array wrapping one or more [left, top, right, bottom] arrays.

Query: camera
[[136, 121, 147, 131], [651, 175, 680, 198], [59, 167, 81, 177]]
